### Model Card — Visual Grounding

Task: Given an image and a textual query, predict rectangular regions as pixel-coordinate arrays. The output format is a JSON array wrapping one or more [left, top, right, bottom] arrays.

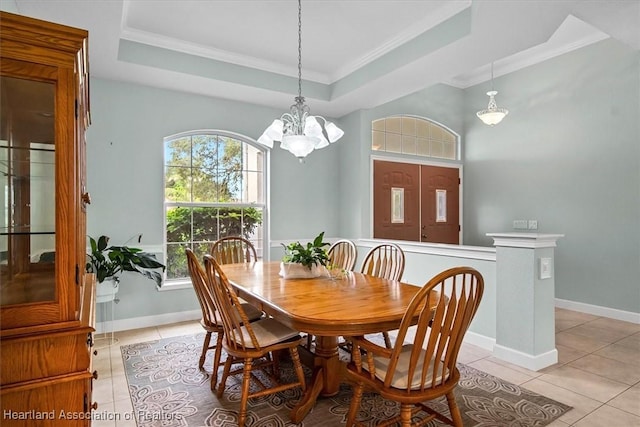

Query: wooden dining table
[[219, 261, 425, 423]]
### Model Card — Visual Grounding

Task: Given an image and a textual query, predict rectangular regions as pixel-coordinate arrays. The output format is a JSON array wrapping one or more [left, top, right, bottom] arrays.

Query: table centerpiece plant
[[280, 231, 330, 279]]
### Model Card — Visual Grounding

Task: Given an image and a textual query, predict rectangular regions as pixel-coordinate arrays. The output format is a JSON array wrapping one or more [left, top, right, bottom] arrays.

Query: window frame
[[161, 129, 269, 289], [372, 115, 460, 161]]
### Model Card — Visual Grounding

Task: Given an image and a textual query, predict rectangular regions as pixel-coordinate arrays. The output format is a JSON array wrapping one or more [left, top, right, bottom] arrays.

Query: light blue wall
[[337, 84, 466, 238], [86, 37, 639, 323], [337, 39, 639, 315], [86, 78, 342, 320], [463, 39, 640, 314]]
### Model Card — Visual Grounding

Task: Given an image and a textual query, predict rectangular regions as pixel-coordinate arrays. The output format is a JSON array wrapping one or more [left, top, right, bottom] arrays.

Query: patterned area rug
[[121, 334, 571, 426]]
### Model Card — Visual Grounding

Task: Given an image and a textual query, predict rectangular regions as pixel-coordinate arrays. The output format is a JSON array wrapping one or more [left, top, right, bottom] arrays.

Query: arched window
[[163, 130, 268, 282], [372, 115, 459, 160]]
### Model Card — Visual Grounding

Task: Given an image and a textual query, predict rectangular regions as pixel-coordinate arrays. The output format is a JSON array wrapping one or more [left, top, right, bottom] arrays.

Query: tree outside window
[[164, 132, 265, 281]]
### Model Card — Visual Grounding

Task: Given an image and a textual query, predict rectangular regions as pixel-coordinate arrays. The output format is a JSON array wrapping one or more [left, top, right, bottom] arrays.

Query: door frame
[[369, 154, 463, 243]]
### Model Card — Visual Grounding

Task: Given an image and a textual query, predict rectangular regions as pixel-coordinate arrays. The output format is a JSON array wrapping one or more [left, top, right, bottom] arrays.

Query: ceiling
[[9, 0, 640, 118]]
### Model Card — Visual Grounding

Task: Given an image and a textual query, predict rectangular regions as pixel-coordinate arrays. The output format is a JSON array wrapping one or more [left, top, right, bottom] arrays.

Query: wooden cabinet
[[0, 11, 95, 426]]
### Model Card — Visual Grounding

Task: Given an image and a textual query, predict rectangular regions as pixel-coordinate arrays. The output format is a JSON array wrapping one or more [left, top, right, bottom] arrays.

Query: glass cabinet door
[[0, 75, 56, 306]]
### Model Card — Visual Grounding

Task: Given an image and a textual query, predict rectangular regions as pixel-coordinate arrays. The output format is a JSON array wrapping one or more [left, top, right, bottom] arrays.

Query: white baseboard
[[96, 309, 201, 334], [463, 330, 495, 352], [556, 298, 640, 324], [493, 344, 558, 371]]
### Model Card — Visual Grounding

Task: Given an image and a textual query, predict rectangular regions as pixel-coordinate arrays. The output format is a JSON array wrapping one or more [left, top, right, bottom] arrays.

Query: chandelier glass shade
[[476, 63, 509, 126], [257, 0, 344, 161]]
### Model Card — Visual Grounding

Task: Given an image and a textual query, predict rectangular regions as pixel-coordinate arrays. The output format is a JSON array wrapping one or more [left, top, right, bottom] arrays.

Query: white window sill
[[157, 279, 192, 291]]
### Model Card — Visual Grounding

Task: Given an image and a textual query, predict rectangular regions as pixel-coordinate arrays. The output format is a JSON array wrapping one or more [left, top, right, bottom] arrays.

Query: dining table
[[219, 260, 429, 423]]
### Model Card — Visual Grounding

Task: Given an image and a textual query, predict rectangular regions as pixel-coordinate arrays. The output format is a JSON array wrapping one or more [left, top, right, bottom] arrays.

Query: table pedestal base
[[291, 335, 341, 423]]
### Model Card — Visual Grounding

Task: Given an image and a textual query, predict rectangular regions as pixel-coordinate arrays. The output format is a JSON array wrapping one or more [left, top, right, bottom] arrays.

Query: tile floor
[[91, 308, 640, 426]]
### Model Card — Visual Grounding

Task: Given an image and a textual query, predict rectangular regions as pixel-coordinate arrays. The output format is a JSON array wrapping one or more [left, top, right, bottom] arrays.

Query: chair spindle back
[[385, 266, 483, 390], [186, 248, 222, 327], [327, 239, 357, 271], [360, 243, 405, 281], [210, 236, 257, 265], [203, 254, 262, 352]]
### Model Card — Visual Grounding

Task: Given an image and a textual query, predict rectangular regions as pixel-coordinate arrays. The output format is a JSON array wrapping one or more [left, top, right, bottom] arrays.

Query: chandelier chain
[[256, 0, 344, 160], [490, 62, 494, 91], [297, 0, 303, 101]]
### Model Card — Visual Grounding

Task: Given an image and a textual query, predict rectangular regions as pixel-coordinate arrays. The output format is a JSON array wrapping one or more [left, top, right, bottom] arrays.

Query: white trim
[[556, 298, 640, 324], [463, 331, 495, 352], [120, 0, 327, 85], [96, 309, 201, 333], [492, 344, 558, 372], [357, 238, 496, 262], [134, 244, 163, 254], [446, 15, 610, 89], [487, 233, 564, 249], [162, 129, 269, 281], [271, 237, 495, 261], [331, 1, 471, 83], [158, 279, 193, 291]]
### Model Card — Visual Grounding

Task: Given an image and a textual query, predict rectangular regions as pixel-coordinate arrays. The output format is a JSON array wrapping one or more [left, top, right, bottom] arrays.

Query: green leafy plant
[[86, 235, 166, 286], [282, 231, 330, 269]]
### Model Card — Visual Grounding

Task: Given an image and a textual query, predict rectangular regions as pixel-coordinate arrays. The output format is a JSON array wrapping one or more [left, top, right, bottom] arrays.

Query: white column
[[487, 232, 564, 371]]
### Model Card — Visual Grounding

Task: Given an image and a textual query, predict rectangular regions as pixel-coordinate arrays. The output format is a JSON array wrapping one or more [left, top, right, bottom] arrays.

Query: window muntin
[[372, 116, 458, 160], [163, 132, 266, 282]]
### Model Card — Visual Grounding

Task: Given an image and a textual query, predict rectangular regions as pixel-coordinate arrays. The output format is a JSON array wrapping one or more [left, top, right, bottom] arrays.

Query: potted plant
[[280, 231, 330, 279], [86, 235, 166, 303]]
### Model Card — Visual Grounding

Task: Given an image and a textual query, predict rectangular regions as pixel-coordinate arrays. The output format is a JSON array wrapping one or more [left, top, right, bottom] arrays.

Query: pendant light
[[257, 0, 344, 162], [476, 62, 509, 126]]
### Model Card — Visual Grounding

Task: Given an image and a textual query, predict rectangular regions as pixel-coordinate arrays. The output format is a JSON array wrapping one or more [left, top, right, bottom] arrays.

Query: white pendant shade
[[477, 91, 509, 126], [281, 134, 319, 159], [324, 121, 344, 143], [476, 63, 509, 126]]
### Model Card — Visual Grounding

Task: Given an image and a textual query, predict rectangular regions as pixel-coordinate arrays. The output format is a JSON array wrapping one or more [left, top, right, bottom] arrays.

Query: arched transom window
[[372, 115, 458, 160]]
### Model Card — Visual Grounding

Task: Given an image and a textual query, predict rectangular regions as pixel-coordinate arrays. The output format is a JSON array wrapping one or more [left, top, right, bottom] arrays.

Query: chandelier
[[257, 0, 344, 162], [476, 62, 509, 126]]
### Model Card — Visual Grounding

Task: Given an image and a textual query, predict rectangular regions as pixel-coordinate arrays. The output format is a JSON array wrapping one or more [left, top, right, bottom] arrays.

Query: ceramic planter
[[279, 262, 325, 279], [96, 277, 119, 303]]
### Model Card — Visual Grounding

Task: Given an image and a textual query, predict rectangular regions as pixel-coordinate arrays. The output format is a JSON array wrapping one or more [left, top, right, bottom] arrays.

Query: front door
[[420, 165, 459, 244], [373, 160, 420, 241], [373, 160, 460, 244]]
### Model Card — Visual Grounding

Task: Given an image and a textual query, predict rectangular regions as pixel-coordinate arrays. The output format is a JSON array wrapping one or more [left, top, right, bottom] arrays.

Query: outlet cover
[[540, 257, 552, 279]]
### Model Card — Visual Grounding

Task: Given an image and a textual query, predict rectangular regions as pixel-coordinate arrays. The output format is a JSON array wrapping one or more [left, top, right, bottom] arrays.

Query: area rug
[[121, 333, 571, 426]]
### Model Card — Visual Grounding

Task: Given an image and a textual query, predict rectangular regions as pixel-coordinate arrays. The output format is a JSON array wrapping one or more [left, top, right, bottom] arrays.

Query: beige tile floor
[[91, 308, 640, 426]]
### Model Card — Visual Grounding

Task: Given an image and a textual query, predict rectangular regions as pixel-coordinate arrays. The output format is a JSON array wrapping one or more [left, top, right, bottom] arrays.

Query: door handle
[[421, 234, 427, 239]]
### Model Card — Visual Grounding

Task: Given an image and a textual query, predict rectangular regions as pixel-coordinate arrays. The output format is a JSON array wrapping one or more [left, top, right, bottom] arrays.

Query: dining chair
[[185, 248, 262, 390], [344, 266, 484, 427], [304, 239, 358, 349], [210, 236, 258, 264], [203, 255, 307, 427], [327, 239, 357, 271], [360, 242, 405, 348], [360, 242, 405, 281]]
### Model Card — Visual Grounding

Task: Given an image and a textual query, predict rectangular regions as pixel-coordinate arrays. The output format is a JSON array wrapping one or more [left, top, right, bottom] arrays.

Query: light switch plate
[[540, 257, 552, 279], [513, 219, 528, 229]]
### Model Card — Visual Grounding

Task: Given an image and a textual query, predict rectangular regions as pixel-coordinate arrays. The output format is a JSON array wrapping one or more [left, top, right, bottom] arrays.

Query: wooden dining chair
[[327, 239, 357, 271], [360, 242, 405, 281], [360, 243, 405, 347], [344, 266, 484, 427], [203, 255, 307, 427], [210, 236, 258, 264], [185, 248, 262, 390], [304, 239, 358, 349]]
